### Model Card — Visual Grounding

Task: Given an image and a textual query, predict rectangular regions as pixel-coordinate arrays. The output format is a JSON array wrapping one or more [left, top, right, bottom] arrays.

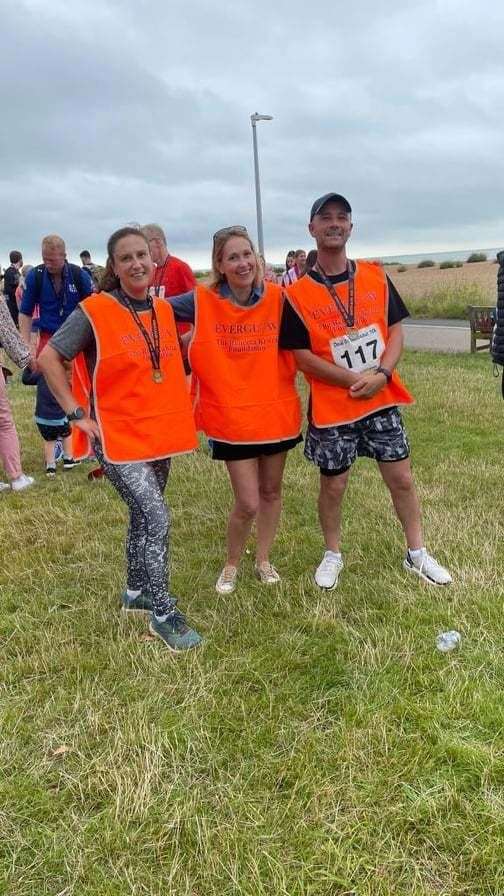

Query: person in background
[[38, 226, 202, 651], [0, 297, 35, 491], [141, 224, 196, 338], [281, 249, 307, 286], [260, 255, 278, 283], [79, 250, 100, 289], [305, 249, 318, 274], [168, 225, 302, 595], [3, 251, 23, 327], [21, 364, 79, 477], [19, 234, 93, 359], [278, 250, 296, 285]]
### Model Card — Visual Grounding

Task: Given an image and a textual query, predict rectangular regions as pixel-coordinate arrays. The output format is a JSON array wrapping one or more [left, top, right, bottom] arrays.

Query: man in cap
[[280, 192, 452, 589]]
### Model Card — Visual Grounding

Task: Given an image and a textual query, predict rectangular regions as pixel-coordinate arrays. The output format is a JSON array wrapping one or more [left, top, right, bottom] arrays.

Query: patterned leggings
[[94, 443, 172, 617]]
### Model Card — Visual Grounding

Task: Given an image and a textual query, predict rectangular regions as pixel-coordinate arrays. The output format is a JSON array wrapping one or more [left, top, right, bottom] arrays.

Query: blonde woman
[[168, 226, 302, 594]]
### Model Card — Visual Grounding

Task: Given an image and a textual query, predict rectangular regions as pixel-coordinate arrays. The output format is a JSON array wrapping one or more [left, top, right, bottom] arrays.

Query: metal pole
[[251, 115, 264, 257]]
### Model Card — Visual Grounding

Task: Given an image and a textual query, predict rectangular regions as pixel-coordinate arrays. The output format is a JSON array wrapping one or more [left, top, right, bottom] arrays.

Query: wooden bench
[[467, 305, 494, 353]]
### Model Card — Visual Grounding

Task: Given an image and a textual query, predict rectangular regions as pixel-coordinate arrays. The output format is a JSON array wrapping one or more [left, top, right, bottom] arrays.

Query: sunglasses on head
[[213, 225, 248, 242]]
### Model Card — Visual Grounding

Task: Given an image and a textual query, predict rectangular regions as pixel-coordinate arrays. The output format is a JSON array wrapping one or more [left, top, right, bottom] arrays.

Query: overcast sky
[[2, 0, 503, 269]]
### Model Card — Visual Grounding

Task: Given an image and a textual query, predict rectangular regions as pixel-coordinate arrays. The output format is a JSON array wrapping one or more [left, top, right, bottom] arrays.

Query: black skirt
[[210, 433, 303, 462]]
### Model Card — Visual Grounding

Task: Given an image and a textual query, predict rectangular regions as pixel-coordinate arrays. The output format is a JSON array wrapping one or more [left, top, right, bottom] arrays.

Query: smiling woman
[[37, 227, 202, 652], [168, 226, 303, 595]]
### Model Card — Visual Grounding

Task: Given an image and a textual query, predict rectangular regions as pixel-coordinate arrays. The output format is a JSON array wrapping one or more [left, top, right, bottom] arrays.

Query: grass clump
[[417, 259, 436, 268], [439, 260, 463, 270], [467, 252, 487, 263], [396, 264, 408, 272], [1, 357, 504, 894]]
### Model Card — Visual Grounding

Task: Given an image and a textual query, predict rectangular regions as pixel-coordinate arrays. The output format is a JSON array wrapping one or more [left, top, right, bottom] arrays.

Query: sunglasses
[[213, 225, 248, 242]]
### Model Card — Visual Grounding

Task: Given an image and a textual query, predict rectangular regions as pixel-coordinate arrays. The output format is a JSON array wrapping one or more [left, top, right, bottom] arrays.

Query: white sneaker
[[314, 551, 344, 589], [0, 481, 10, 491], [404, 549, 452, 586], [255, 561, 281, 584], [215, 565, 238, 594], [11, 474, 35, 492]]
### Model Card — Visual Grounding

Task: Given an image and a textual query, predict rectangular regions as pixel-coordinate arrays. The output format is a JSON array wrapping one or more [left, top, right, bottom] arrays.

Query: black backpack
[[33, 263, 89, 303]]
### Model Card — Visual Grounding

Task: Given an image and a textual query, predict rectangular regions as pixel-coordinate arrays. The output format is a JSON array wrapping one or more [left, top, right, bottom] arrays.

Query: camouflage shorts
[[304, 407, 410, 475]]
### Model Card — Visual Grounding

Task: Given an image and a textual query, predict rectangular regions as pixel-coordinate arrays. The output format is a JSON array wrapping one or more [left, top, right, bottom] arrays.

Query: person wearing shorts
[[21, 366, 78, 476], [281, 192, 452, 589], [168, 226, 302, 595]]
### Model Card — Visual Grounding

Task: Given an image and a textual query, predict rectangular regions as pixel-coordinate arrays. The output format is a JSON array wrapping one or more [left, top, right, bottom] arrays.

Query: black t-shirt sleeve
[[387, 276, 409, 325], [279, 299, 310, 349]]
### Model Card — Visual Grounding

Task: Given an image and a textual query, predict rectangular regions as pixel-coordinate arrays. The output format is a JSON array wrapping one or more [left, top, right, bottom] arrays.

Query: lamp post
[[250, 112, 273, 257]]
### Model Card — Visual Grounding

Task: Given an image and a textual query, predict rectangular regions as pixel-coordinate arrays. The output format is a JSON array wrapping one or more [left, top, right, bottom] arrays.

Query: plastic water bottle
[[436, 631, 461, 653]]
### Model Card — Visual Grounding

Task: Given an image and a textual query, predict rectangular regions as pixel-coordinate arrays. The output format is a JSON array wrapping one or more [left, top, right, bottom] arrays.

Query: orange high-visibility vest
[[287, 262, 413, 427], [71, 292, 197, 463], [188, 282, 302, 444]]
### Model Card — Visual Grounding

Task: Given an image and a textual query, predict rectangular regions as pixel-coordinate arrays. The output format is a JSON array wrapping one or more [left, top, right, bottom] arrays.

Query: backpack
[[33, 263, 89, 303], [491, 250, 504, 396]]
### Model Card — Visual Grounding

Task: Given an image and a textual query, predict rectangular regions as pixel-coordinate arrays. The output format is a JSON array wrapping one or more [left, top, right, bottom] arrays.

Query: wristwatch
[[376, 365, 392, 383], [67, 406, 85, 421]]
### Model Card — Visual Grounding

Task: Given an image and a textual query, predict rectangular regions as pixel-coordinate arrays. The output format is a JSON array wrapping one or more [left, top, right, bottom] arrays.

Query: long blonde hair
[[207, 227, 263, 291]]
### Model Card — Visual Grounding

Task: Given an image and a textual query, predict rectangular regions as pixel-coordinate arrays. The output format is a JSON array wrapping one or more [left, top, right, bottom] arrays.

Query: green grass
[[1, 352, 504, 895], [405, 284, 493, 319]]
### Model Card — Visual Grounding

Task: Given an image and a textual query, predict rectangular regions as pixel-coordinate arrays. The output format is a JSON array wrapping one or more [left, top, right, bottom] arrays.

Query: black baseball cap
[[310, 193, 352, 220]]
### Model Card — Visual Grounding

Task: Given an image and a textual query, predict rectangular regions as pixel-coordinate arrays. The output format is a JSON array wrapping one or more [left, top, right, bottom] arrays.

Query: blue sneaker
[[149, 607, 202, 651], [54, 439, 64, 463], [121, 590, 153, 614]]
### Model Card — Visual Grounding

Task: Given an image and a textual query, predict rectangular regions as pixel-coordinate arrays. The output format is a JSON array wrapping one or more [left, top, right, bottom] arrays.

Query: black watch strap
[[376, 365, 392, 383], [67, 406, 85, 421]]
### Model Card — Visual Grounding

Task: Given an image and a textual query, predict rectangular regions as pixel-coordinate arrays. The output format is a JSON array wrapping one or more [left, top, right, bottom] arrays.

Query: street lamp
[[250, 112, 273, 257]]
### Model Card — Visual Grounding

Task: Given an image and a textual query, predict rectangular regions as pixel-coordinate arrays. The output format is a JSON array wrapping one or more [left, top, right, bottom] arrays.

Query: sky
[[1, 0, 504, 269]]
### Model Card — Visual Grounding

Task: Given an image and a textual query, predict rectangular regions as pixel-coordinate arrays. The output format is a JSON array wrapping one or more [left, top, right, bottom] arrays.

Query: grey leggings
[[94, 442, 173, 617]]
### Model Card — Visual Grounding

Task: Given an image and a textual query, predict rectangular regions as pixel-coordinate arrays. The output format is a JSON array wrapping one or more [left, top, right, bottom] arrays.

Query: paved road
[[403, 318, 472, 353]]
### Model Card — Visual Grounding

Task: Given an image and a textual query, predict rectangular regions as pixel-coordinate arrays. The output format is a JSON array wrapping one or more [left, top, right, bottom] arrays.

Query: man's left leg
[[378, 457, 422, 549], [379, 458, 452, 585]]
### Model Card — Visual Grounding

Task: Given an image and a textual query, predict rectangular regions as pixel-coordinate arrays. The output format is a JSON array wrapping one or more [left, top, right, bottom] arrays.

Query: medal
[[119, 290, 163, 385], [346, 327, 359, 339]]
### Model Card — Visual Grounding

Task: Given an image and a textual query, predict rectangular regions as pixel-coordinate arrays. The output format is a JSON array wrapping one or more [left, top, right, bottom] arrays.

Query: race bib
[[329, 324, 384, 372]]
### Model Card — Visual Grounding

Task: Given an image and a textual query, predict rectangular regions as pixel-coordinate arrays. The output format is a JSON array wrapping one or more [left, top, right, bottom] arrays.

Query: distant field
[[388, 260, 497, 318]]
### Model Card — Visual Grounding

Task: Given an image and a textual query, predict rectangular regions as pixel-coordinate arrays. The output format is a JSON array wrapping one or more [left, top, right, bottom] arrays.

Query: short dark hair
[[80, 250, 91, 261], [9, 250, 22, 265]]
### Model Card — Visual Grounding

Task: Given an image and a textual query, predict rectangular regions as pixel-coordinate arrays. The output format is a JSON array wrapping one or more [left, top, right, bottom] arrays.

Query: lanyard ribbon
[[315, 260, 355, 328], [119, 290, 163, 382]]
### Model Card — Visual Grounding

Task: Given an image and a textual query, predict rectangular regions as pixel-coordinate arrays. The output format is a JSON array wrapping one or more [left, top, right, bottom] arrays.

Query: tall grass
[[405, 284, 493, 319]]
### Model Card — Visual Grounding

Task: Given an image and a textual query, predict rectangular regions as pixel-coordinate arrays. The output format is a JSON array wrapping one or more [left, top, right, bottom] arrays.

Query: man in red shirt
[[141, 224, 196, 335]]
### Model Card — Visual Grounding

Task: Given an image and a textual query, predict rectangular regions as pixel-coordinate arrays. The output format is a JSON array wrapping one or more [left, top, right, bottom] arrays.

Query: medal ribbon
[[119, 290, 162, 377], [315, 260, 355, 328]]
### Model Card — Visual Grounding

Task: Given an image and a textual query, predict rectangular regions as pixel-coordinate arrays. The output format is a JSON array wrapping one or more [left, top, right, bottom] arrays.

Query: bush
[[396, 265, 407, 272], [439, 260, 460, 269], [466, 252, 487, 263], [417, 259, 435, 268]]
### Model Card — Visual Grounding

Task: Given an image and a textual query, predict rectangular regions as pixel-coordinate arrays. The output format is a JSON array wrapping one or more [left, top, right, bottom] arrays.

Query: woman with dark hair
[[168, 226, 302, 595], [38, 227, 202, 651], [279, 250, 296, 285]]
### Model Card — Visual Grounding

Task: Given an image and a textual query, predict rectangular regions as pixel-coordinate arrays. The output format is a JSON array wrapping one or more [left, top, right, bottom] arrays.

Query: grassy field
[[1, 352, 504, 896], [388, 260, 497, 319]]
